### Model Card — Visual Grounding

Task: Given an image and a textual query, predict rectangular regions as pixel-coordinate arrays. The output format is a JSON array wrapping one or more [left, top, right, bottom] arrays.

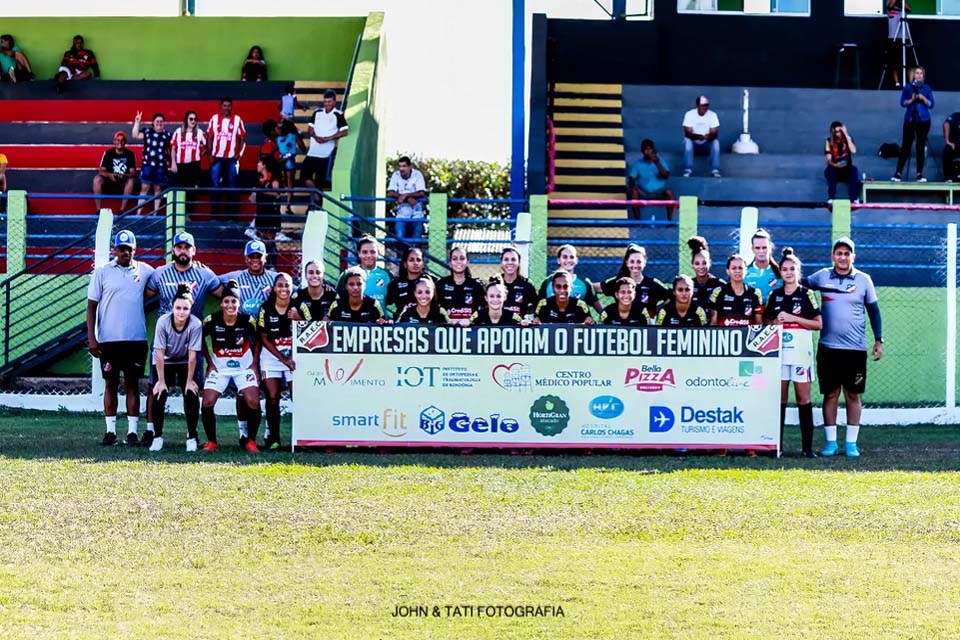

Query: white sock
[[146, 421, 155, 434], [238, 421, 249, 437], [824, 425, 837, 442], [127, 416, 139, 435], [845, 425, 860, 444], [105, 416, 117, 434]]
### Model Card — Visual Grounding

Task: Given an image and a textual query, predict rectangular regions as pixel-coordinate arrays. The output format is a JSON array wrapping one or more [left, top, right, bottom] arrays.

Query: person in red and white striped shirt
[[207, 97, 246, 216], [170, 110, 207, 189]]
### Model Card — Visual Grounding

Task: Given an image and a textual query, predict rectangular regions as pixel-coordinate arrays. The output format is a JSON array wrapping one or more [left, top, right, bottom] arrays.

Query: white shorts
[[205, 368, 258, 394], [262, 369, 292, 384], [781, 364, 814, 383], [57, 66, 80, 79]]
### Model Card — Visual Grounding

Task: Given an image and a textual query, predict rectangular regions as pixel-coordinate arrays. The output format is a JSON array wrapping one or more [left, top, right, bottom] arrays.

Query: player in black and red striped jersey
[[709, 254, 764, 326], [600, 277, 648, 326], [201, 281, 262, 452], [469, 278, 525, 326], [534, 270, 594, 325], [597, 244, 671, 316], [395, 277, 451, 325], [654, 275, 710, 326], [326, 267, 387, 324], [764, 248, 822, 458], [435, 246, 484, 325], [687, 235, 725, 309]]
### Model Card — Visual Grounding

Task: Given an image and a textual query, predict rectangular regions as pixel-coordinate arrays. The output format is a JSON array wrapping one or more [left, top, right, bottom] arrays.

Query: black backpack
[[878, 143, 900, 159]]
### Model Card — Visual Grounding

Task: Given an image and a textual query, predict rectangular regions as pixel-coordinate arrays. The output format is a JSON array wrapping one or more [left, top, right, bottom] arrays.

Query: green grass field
[[0, 409, 958, 639]]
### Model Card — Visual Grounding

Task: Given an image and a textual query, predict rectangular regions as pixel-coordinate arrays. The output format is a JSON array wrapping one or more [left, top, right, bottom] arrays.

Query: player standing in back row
[[806, 237, 883, 458]]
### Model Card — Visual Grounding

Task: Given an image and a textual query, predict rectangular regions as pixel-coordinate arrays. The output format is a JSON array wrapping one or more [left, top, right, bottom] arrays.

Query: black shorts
[[817, 344, 867, 395], [100, 340, 147, 381], [150, 357, 204, 387], [300, 156, 330, 189]]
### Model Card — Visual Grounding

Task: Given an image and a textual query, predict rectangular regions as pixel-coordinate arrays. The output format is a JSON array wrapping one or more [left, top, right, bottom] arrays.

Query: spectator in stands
[[387, 156, 427, 244], [628, 139, 675, 220], [241, 45, 268, 82], [278, 84, 304, 122], [884, 0, 911, 89], [132, 111, 175, 214], [0, 34, 34, 83], [248, 158, 291, 249], [170, 110, 207, 189], [277, 119, 305, 214], [92, 131, 137, 213], [806, 237, 883, 458], [259, 120, 281, 166], [86, 230, 155, 447], [682, 95, 721, 178], [55, 34, 98, 94], [824, 121, 860, 203], [943, 109, 960, 183], [302, 90, 348, 200], [892, 66, 934, 183], [207, 97, 246, 216]]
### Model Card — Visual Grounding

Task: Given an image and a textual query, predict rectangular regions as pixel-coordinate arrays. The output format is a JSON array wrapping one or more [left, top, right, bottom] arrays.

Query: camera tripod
[[879, 5, 920, 90]]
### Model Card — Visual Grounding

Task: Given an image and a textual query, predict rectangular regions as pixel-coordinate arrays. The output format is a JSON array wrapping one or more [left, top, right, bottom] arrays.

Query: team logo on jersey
[[465, 294, 473, 305], [746, 325, 780, 356], [297, 322, 329, 352]]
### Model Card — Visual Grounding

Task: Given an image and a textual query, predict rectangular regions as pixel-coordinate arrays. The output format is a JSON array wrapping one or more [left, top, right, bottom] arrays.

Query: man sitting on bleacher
[[682, 95, 721, 178], [92, 131, 137, 213], [824, 121, 861, 203], [54, 34, 98, 94]]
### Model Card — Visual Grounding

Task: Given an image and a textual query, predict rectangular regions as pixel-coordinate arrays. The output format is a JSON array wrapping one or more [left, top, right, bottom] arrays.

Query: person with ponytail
[[149, 284, 202, 452], [687, 235, 725, 309], [469, 278, 524, 326], [436, 246, 484, 325], [654, 275, 710, 326], [709, 254, 764, 327], [200, 280, 262, 452], [597, 244, 670, 316], [599, 277, 648, 326], [498, 246, 538, 318], [764, 248, 822, 458], [744, 228, 782, 302], [258, 273, 298, 450]]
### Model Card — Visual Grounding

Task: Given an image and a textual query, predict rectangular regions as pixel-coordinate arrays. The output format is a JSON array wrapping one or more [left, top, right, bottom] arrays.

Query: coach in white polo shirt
[[302, 89, 349, 197], [86, 230, 155, 447], [681, 95, 721, 178]]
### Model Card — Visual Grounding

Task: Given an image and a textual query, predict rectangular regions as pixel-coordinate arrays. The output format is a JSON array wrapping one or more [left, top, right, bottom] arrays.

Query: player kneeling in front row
[[149, 284, 202, 452], [763, 249, 822, 458], [201, 280, 262, 452], [258, 273, 300, 450]]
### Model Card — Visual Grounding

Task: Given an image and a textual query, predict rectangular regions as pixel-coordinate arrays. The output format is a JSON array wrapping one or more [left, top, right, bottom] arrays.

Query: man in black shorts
[[806, 237, 883, 457], [301, 90, 348, 200], [86, 230, 156, 446], [92, 131, 137, 213]]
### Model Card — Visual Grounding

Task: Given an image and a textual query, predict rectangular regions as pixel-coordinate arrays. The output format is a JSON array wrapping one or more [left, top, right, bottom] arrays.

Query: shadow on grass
[[0, 408, 957, 473]]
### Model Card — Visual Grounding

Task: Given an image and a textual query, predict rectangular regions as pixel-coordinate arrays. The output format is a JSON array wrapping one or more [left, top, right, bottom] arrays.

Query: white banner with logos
[[292, 324, 782, 450]]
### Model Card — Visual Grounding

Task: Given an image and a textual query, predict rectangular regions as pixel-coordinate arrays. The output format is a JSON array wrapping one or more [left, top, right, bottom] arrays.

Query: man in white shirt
[[302, 89, 349, 200], [386, 156, 427, 244], [681, 95, 721, 178]]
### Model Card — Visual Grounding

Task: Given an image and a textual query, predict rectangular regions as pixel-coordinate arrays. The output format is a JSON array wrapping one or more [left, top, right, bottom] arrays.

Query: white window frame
[[844, 0, 960, 18]]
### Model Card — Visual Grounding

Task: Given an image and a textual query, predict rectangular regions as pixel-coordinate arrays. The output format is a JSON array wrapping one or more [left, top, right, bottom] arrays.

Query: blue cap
[[173, 231, 195, 247], [245, 240, 267, 256], [114, 229, 136, 248]]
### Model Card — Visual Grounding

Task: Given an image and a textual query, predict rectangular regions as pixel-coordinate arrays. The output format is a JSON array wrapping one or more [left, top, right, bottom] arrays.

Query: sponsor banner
[[293, 324, 781, 449]]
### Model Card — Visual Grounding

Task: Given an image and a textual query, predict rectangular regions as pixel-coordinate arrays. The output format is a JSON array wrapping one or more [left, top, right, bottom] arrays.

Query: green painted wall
[[1, 17, 364, 80]]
